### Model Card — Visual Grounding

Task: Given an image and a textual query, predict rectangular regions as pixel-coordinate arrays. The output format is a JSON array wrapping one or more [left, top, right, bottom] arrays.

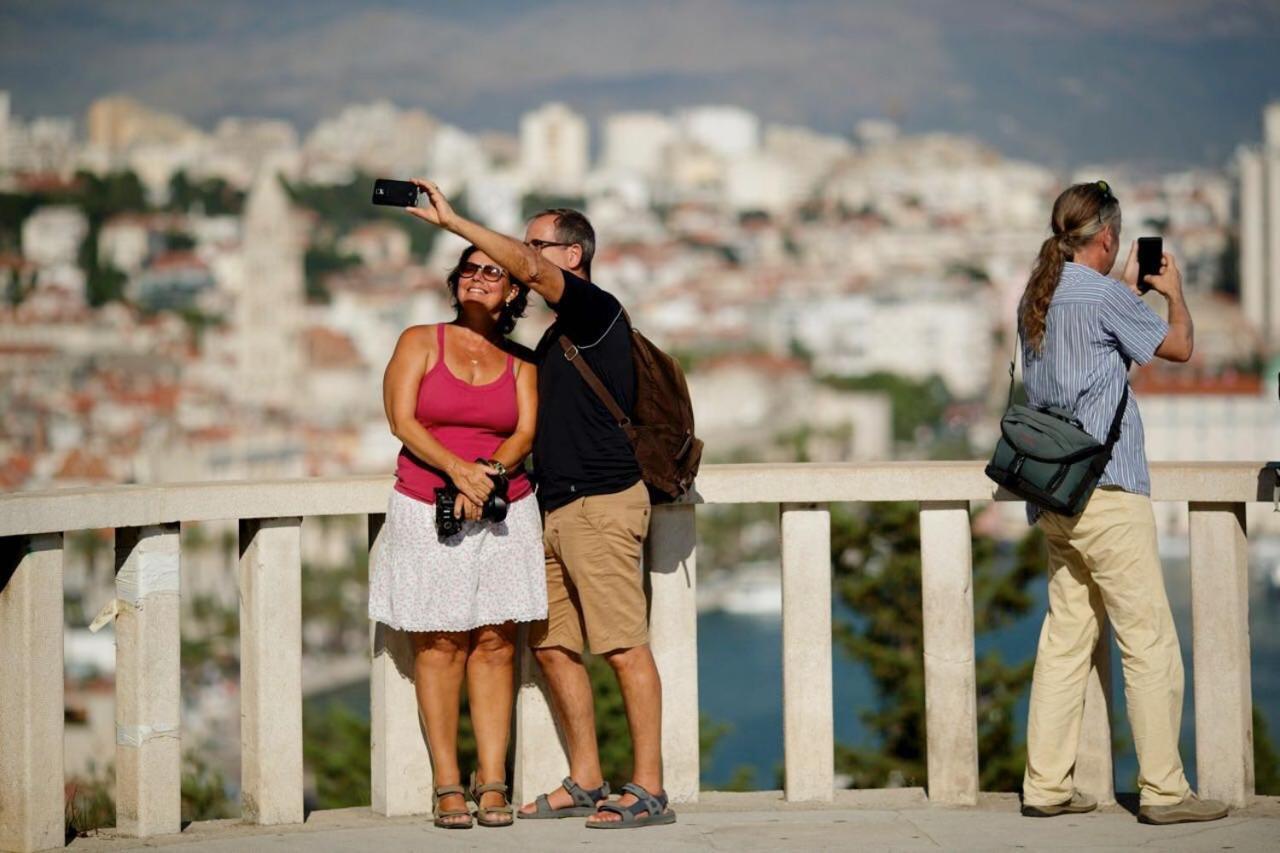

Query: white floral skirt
[[368, 489, 547, 633]]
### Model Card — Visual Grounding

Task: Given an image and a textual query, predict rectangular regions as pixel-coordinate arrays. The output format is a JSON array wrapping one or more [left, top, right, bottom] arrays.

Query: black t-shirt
[[533, 270, 641, 511]]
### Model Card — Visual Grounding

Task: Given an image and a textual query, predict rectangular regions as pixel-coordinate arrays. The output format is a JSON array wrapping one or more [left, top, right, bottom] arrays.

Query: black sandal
[[517, 776, 611, 819], [586, 782, 676, 829]]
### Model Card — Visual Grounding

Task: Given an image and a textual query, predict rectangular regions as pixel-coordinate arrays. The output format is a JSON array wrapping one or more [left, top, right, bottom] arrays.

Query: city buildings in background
[[2, 91, 1275, 503]]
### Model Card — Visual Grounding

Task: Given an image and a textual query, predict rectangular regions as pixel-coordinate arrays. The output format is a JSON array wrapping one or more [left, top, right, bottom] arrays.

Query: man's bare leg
[[586, 643, 664, 824], [518, 645, 609, 814]]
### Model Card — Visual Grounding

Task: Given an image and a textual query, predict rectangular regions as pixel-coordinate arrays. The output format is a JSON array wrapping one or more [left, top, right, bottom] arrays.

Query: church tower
[[236, 166, 304, 410]]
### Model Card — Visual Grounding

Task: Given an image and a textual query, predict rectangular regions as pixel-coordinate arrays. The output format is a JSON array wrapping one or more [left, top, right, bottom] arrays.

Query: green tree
[[304, 701, 373, 810], [831, 501, 1040, 791], [521, 193, 587, 221], [819, 372, 953, 446], [303, 245, 360, 303], [1255, 705, 1280, 796], [85, 263, 128, 307], [182, 749, 235, 822], [283, 172, 440, 258], [168, 172, 245, 215]]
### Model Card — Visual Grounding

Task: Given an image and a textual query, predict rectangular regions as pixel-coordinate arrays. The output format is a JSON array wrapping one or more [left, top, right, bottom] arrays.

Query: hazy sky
[[3, 0, 1279, 169]]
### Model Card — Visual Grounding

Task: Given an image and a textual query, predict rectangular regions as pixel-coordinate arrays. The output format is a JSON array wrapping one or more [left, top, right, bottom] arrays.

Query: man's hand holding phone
[[1143, 251, 1183, 299], [405, 179, 459, 231]]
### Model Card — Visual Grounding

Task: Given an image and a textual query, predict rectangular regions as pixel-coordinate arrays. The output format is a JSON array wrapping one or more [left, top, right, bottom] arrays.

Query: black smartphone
[[1136, 237, 1162, 294], [371, 178, 420, 207]]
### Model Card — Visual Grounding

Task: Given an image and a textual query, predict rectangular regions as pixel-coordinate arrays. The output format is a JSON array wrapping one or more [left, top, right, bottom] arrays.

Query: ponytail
[[1019, 181, 1121, 353], [1020, 236, 1066, 352]]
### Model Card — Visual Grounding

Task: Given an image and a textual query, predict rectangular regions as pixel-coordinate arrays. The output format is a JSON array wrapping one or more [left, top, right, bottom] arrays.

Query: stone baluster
[[919, 501, 978, 806], [647, 503, 701, 803], [0, 534, 65, 853], [780, 503, 834, 802], [114, 524, 182, 836], [239, 517, 304, 824], [368, 514, 434, 816], [1189, 502, 1253, 807]]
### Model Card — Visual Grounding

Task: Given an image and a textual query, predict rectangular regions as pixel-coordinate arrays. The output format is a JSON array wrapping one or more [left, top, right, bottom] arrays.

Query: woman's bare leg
[[414, 630, 470, 825], [467, 622, 518, 823]]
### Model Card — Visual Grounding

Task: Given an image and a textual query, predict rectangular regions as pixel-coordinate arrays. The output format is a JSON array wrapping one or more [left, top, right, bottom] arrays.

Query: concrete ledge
[[60, 795, 1280, 852], [2, 461, 1272, 538]]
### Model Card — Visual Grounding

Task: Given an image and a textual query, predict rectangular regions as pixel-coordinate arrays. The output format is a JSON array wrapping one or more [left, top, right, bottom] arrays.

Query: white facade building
[[1238, 102, 1280, 348], [787, 286, 995, 399], [6, 116, 77, 175], [302, 101, 435, 185], [519, 102, 589, 194], [21, 206, 88, 269], [97, 216, 151, 274], [724, 152, 798, 214], [677, 106, 760, 159], [601, 112, 676, 178]]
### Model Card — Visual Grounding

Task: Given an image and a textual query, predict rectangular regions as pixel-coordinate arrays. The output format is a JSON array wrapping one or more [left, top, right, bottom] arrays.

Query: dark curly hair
[[446, 245, 529, 336]]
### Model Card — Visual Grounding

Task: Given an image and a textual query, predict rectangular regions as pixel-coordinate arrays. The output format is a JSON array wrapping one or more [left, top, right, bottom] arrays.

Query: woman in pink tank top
[[368, 245, 545, 828]]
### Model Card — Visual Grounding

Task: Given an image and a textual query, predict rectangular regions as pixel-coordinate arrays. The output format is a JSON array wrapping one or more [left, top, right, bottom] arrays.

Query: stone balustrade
[[0, 461, 1272, 852]]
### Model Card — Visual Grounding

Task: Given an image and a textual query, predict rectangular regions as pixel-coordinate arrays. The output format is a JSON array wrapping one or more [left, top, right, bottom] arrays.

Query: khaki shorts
[[529, 480, 651, 654]]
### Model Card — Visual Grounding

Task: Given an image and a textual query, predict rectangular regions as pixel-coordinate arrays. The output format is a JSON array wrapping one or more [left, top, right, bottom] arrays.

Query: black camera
[[434, 471, 509, 540]]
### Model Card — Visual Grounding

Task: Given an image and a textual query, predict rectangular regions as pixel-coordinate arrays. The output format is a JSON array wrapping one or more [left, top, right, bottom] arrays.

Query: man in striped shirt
[[1017, 181, 1226, 825]]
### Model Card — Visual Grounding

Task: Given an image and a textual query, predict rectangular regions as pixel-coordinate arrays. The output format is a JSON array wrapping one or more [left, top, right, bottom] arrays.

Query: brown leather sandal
[[470, 771, 514, 827], [432, 784, 473, 829]]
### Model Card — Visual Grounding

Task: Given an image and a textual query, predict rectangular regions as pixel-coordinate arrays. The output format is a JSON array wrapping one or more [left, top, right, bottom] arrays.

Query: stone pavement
[[65, 791, 1280, 852]]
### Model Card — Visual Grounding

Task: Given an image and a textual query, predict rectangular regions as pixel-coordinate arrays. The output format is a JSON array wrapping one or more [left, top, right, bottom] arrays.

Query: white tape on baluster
[[116, 723, 180, 748], [115, 546, 180, 604], [88, 598, 119, 632]]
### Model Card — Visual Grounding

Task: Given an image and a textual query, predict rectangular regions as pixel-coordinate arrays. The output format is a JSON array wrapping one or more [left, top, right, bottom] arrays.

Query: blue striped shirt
[[1020, 262, 1169, 522]]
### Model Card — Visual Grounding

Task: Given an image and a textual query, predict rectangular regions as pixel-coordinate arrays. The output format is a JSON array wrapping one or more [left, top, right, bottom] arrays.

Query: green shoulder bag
[[984, 352, 1128, 517]]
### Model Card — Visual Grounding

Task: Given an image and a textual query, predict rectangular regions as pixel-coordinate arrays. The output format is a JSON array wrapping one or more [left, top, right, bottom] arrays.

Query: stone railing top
[[0, 460, 1272, 539]]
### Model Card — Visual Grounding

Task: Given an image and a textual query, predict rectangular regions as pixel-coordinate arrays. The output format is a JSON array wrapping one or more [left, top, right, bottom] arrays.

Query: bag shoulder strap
[[1012, 326, 1129, 447], [559, 335, 633, 432], [1103, 381, 1129, 448]]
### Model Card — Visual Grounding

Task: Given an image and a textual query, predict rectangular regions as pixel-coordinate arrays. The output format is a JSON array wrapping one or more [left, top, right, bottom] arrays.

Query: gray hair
[[531, 207, 595, 277]]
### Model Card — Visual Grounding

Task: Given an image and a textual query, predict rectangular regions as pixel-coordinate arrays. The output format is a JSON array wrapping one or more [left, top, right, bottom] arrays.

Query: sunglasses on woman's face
[[459, 262, 507, 282]]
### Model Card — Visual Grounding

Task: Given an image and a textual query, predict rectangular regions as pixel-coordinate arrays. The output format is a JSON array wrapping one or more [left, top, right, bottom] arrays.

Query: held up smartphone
[[1136, 237, 1162, 294], [371, 178, 420, 207]]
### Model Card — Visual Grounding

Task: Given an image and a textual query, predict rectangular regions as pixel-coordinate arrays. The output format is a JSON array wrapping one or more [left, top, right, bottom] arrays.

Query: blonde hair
[[1019, 182, 1122, 352]]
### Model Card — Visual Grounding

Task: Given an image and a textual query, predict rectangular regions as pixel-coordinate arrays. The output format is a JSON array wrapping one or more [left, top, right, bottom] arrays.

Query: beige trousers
[[1023, 487, 1191, 807]]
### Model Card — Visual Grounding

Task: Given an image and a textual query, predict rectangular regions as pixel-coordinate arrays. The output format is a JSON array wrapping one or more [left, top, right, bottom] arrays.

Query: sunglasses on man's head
[[1095, 179, 1116, 203], [458, 262, 507, 282]]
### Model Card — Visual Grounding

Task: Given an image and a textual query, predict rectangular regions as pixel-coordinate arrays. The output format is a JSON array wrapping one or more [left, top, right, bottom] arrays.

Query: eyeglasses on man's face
[[527, 239, 575, 252], [459, 262, 507, 282]]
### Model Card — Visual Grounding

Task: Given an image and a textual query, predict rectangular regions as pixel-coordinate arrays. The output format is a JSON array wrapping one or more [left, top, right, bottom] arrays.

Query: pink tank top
[[394, 324, 533, 505]]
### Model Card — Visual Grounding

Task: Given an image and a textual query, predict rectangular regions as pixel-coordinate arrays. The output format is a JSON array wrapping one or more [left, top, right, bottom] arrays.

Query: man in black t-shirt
[[407, 184, 674, 829]]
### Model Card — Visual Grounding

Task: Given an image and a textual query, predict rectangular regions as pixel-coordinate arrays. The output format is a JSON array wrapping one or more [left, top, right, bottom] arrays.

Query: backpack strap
[[559, 335, 637, 442]]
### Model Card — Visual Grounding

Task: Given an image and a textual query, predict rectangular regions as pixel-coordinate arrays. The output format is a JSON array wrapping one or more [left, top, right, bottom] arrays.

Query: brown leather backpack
[[559, 314, 702, 503]]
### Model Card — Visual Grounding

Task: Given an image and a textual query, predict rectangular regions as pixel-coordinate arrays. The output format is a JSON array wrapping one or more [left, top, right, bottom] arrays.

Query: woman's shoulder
[[397, 323, 442, 351]]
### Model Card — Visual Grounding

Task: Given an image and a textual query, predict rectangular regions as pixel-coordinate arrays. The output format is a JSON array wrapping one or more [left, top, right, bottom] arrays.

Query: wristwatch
[[480, 457, 508, 477]]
